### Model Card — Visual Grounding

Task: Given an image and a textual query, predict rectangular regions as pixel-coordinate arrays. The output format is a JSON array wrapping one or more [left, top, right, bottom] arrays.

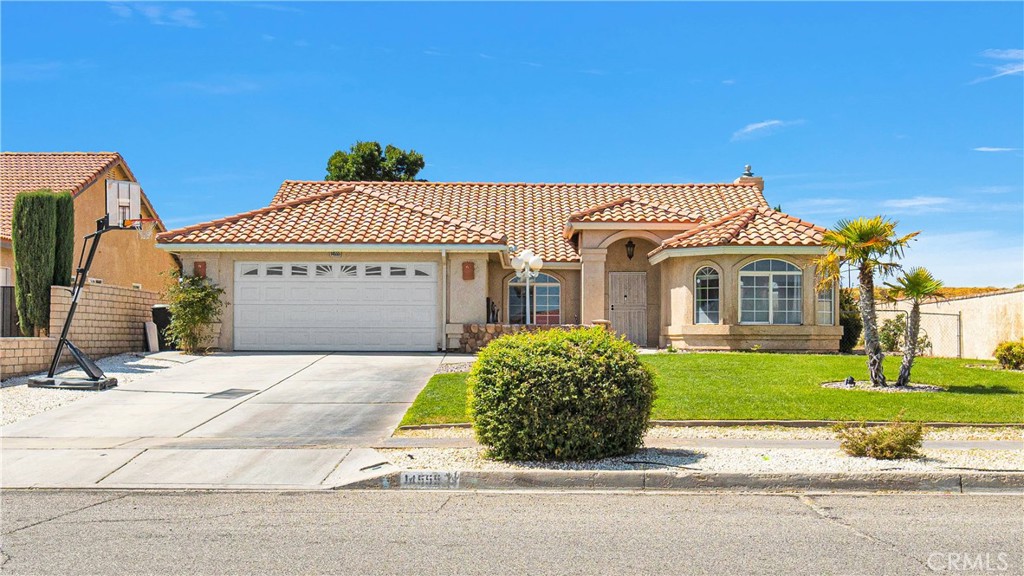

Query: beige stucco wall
[[71, 163, 178, 291], [659, 252, 842, 351], [880, 289, 1023, 360]]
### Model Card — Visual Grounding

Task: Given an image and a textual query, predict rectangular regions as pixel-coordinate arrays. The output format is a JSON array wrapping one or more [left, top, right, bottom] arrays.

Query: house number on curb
[[400, 471, 461, 489]]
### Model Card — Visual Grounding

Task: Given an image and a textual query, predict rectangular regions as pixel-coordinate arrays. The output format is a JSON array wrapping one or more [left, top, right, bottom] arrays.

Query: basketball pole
[[30, 215, 118, 389]]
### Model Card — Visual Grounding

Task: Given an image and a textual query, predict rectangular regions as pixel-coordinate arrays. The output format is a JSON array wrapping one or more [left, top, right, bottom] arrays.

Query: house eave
[[155, 242, 509, 254], [648, 245, 828, 265]]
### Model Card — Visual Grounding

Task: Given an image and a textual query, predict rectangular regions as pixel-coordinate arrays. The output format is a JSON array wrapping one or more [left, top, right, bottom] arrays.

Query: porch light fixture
[[625, 239, 636, 260], [511, 248, 544, 324]]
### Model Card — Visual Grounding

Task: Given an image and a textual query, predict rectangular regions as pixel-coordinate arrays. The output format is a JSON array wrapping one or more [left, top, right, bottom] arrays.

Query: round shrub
[[994, 339, 1024, 370], [468, 326, 655, 461]]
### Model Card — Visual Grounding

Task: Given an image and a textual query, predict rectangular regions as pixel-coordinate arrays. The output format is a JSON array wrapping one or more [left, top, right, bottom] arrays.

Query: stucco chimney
[[734, 164, 764, 190]]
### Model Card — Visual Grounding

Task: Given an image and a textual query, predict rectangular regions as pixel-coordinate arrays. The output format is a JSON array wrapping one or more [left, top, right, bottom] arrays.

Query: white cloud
[[903, 230, 1024, 287], [972, 147, 1019, 153], [731, 119, 804, 141], [110, 3, 202, 28], [970, 48, 1024, 84], [881, 196, 953, 213]]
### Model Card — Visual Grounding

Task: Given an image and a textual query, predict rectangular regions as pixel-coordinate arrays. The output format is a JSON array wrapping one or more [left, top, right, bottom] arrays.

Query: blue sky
[[2, 1, 1022, 286]]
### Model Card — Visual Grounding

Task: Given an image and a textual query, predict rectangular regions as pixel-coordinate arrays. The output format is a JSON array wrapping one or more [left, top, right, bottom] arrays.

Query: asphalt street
[[2, 490, 1020, 575]]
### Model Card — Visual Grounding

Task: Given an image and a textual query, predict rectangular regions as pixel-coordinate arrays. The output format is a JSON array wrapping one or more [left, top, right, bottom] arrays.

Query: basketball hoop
[[124, 218, 159, 240]]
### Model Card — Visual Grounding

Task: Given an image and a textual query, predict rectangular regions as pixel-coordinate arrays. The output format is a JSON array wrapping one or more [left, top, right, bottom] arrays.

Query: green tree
[[11, 191, 57, 335], [884, 267, 944, 387], [165, 273, 225, 354], [326, 141, 425, 181], [52, 192, 75, 287], [816, 216, 919, 387]]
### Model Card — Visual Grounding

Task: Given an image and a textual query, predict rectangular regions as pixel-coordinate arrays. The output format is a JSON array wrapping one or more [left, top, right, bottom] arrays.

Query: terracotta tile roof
[[567, 196, 701, 224], [650, 206, 826, 256], [267, 181, 767, 262], [157, 185, 508, 246], [1, 152, 124, 242]]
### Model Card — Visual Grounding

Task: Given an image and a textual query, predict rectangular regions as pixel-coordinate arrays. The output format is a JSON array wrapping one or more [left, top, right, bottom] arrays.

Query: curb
[[338, 469, 1024, 494], [398, 420, 1024, 431]]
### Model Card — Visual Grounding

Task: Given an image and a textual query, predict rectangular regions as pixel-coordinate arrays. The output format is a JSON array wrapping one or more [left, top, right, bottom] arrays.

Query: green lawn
[[401, 354, 1024, 426]]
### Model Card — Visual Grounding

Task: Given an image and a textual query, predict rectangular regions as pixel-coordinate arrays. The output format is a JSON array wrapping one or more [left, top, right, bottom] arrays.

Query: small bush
[[834, 415, 923, 460], [164, 273, 225, 354], [994, 339, 1024, 370], [878, 313, 932, 355], [838, 289, 863, 353], [468, 326, 655, 461]]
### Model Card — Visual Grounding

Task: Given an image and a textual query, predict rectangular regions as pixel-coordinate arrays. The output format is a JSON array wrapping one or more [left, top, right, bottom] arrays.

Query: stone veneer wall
[[0, 284, 162, 379], [458, 323, 586, 353]]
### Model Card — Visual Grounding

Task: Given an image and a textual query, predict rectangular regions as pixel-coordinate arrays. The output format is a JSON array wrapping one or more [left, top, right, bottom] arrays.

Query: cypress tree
[[11, 191, 57, 335], [53, 191, 75, 287]]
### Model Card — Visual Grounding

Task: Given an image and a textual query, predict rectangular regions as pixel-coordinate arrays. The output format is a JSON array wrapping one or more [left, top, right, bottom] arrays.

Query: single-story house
[[0, 152, 176, 291], [156, 167, 843, 352]]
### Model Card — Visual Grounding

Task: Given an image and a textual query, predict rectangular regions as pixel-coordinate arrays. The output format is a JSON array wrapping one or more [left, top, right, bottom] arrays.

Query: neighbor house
[[155, 167, 843, 352], [0, 152, 176, 291]]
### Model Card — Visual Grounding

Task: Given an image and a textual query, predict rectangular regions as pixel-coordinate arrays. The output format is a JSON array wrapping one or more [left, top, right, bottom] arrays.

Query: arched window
[[509, 273, 561, 325], [694, 267, 720, 324], [739, 259, 802, 325]]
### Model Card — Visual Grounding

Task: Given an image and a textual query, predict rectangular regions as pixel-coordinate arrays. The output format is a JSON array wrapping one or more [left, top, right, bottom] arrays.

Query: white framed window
[[290, 264, 308, 277], [364, 265, 382, 277], [389, 265, 407, 277], [739, 259, 802, 325], [339, 265, 358, 277], [817, 287, 835, 326], [315, 264, 334, 277], [694, 266, 720, 324], [241, 264, 260, 277], [265, 265, 284, 277], [508, 273, 561, 325], [413, 266, 431, 277]]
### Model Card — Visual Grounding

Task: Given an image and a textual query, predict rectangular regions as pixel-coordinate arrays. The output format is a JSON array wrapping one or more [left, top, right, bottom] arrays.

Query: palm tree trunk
[[858, 267, 887, 386], [896, 302, 920, 387]]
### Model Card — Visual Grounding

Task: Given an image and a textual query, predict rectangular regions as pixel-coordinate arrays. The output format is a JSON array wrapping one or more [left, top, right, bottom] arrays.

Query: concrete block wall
[[0, 337, 66, 379], [0, 284, 162, 379]]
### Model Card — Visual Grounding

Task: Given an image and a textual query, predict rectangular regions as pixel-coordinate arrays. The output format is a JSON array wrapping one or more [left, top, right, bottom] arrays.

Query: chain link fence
[[875, 308, 962, 359]]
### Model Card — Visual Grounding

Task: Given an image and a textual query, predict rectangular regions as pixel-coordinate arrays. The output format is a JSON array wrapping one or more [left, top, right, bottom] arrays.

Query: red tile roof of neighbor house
[[0, 152, 126, 242], [156, 186, 508, 246], [649, 206, 826, 256]]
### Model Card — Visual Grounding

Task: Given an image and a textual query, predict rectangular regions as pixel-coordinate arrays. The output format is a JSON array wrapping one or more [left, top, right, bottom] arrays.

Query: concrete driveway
[[2, 352, 442, 489]]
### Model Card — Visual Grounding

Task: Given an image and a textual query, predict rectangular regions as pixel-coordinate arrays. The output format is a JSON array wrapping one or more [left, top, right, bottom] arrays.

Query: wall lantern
[[625, 239, 636, 260]]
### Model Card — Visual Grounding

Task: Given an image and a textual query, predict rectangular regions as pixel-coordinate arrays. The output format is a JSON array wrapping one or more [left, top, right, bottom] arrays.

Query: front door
[[608, 272, 647, 346]]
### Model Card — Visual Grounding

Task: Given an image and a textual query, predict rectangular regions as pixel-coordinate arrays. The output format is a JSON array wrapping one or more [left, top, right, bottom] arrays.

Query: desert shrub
[[11, 191, 57, 335], [878, 313, 932, 355], [994, 340, 1024, 370], [468, 326, 655, 461], [52, 192, 75, 287], [165, 273, 225, 354], [834, 415, 923, 460], [838, 289, 862, 353]]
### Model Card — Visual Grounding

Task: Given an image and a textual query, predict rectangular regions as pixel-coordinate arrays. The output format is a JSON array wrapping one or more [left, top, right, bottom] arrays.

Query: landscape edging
[[398, 420, 1024, 431]]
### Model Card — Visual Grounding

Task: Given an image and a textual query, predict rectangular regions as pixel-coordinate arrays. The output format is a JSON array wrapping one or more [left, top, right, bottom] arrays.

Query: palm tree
[[816, 216, 919, 387], [885, 267, 944, 387]]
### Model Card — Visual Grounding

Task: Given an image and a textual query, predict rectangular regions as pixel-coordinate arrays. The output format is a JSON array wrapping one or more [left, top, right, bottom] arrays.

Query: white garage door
[[233, 262, 438, 351]]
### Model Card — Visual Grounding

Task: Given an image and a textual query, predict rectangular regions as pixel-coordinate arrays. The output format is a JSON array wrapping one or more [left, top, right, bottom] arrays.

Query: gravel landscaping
[[379, 446, 1024, 473], [436, 362, 474, 375], [1, 352, 191, 426], [394, 424, 1023, 443], [822, 380, 944, 393]]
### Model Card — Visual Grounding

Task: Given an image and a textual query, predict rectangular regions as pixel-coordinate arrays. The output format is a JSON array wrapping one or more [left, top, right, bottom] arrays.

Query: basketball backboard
[[105, 179, 142, 229]]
